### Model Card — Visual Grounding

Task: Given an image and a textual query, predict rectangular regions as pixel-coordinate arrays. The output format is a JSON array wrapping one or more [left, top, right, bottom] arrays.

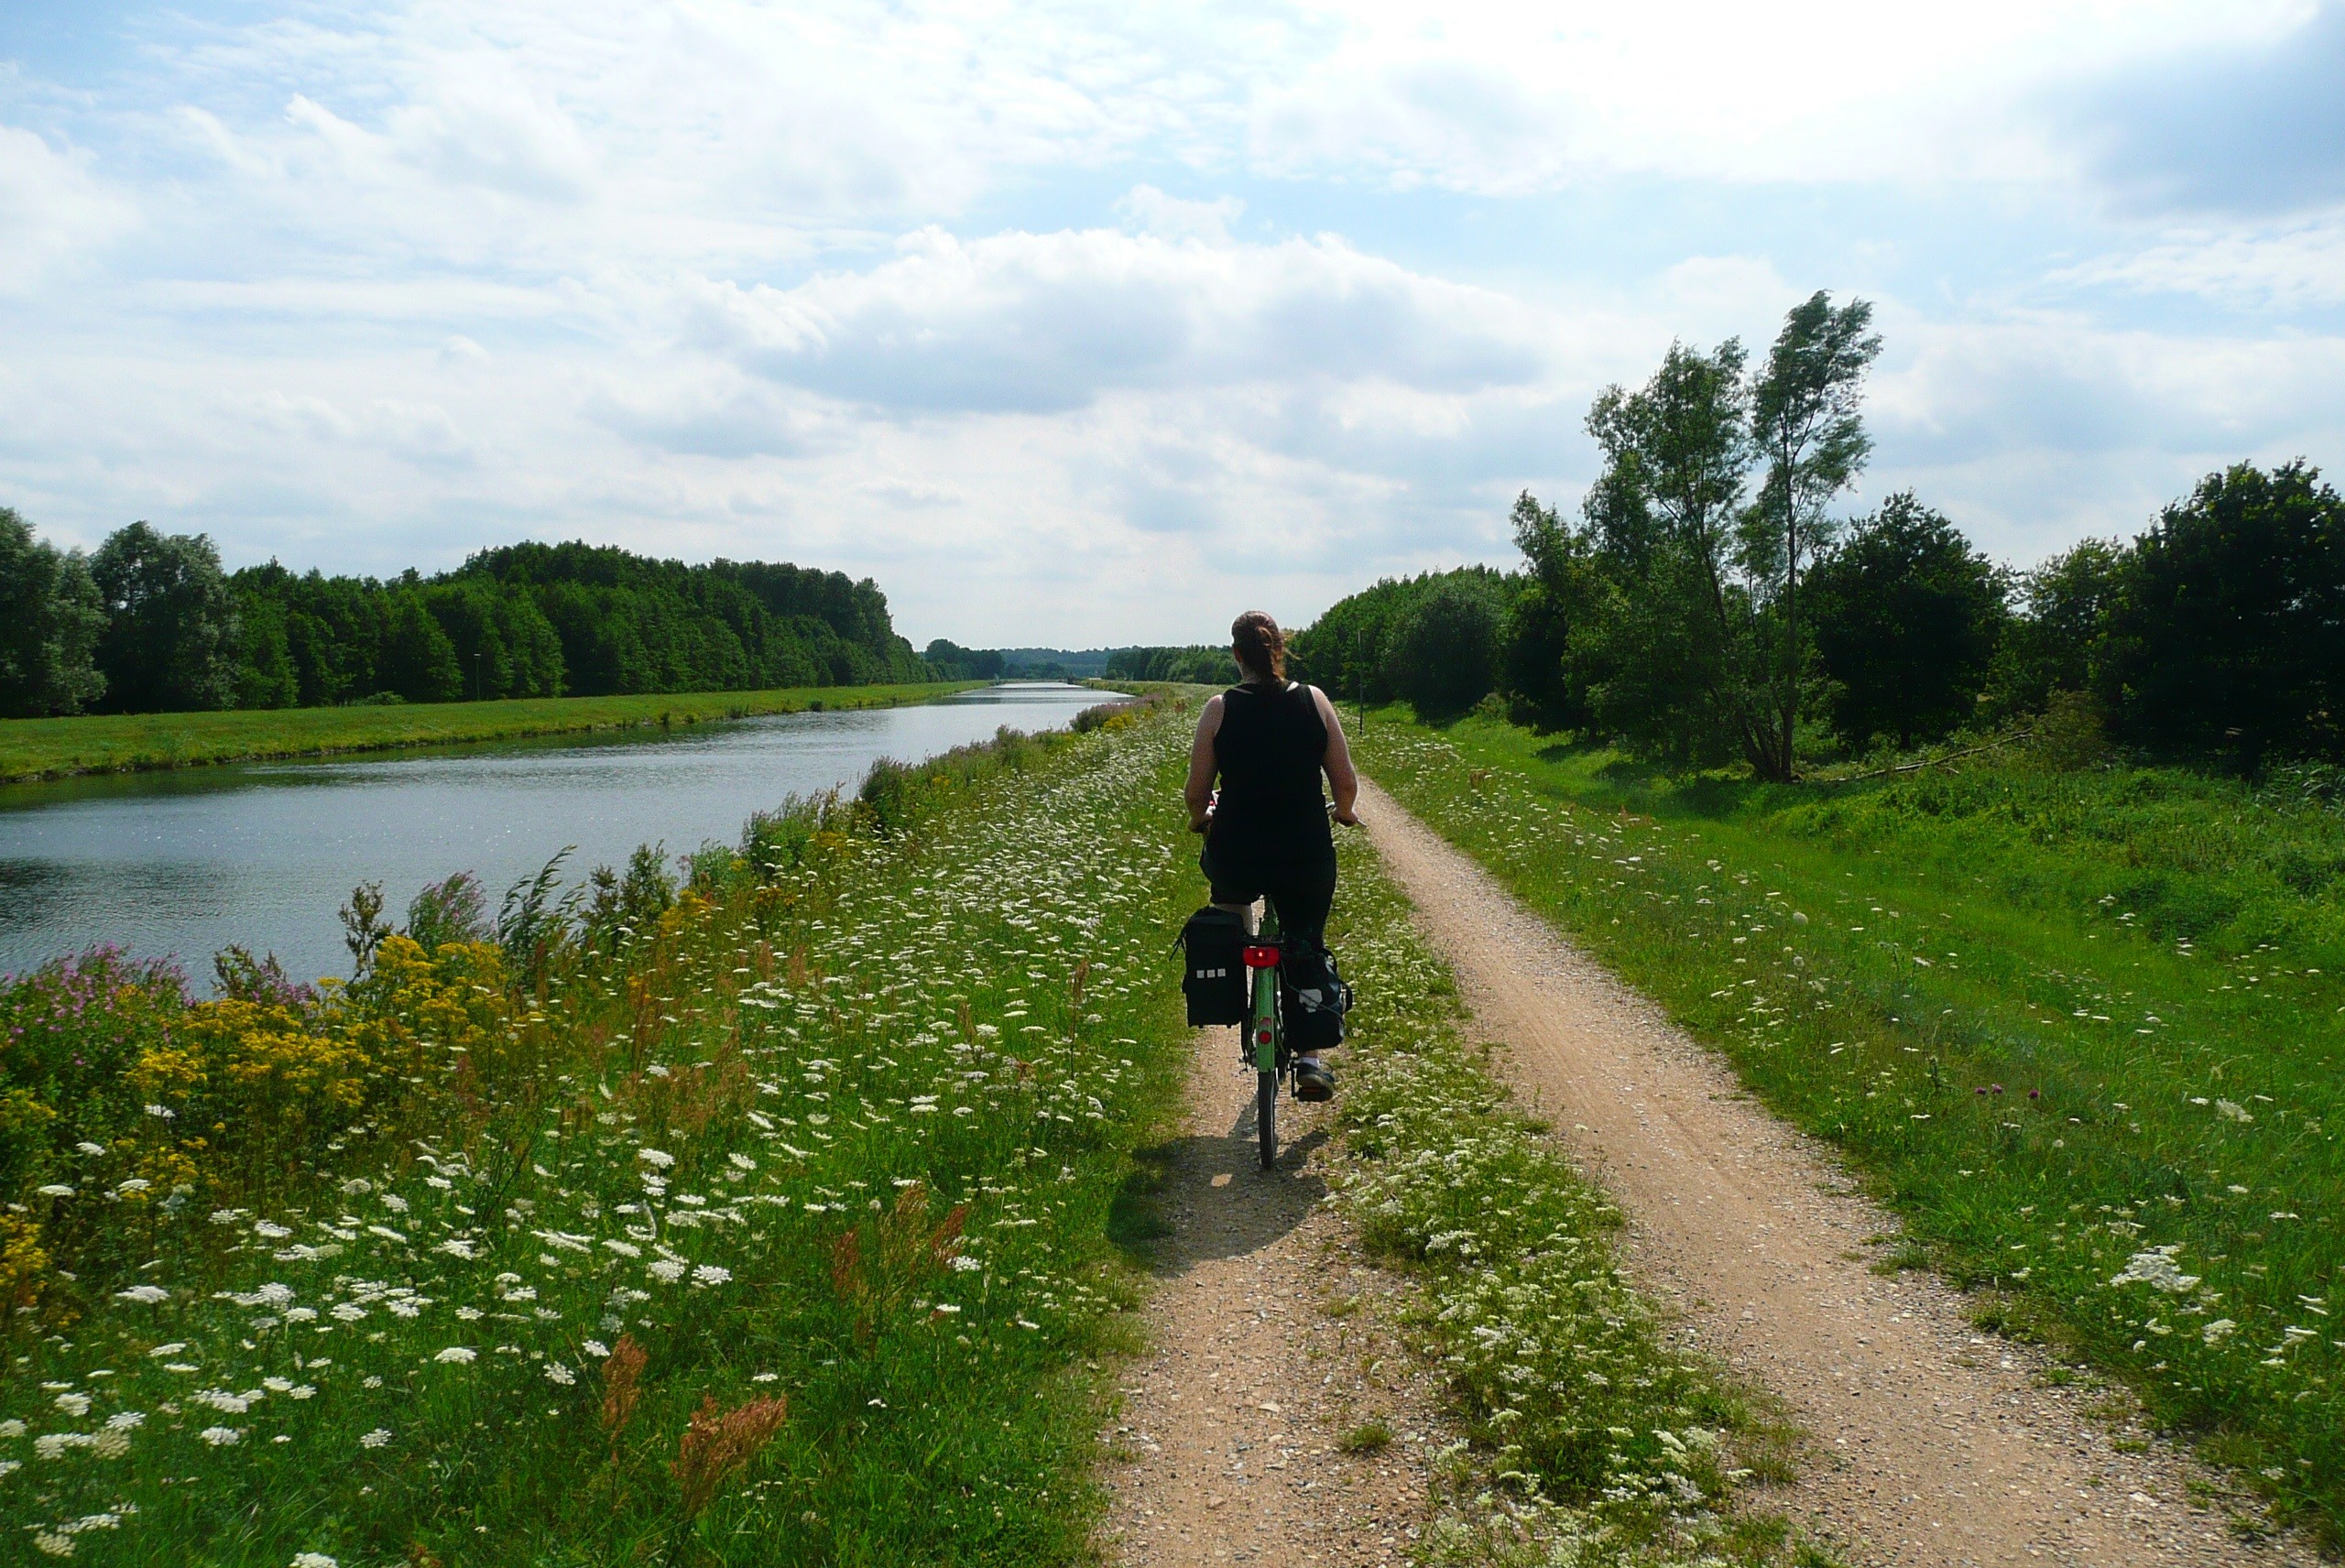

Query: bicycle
[[1236, 809, 1356, 1171], [1239, 904, 1289, 1171]]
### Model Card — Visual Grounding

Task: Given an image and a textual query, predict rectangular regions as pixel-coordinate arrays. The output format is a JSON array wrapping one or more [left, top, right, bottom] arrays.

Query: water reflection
[[0, 684, 1107, 983]]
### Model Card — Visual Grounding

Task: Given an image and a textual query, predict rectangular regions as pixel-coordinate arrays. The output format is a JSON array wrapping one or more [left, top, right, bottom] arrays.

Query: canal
[[0, 684, 1107, 983]]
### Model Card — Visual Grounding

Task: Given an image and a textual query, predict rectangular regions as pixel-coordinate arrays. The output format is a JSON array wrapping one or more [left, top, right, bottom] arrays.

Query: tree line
[[921, 642, 1230, 683], [1293, 291, 2344, 779], [0, 520, 930, 716]]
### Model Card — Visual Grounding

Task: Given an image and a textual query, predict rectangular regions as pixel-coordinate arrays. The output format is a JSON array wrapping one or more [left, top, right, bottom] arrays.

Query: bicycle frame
[[1244, 939, 1281, 1072], [1241, 907, 1285, 1168]]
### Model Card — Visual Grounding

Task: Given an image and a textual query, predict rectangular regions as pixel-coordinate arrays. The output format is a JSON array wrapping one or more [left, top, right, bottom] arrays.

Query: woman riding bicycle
[[1184, 610, 1359, 1102]]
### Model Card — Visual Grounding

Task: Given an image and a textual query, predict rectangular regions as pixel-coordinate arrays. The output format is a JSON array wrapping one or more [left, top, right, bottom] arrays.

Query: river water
[[0, 683, 1107, 985]]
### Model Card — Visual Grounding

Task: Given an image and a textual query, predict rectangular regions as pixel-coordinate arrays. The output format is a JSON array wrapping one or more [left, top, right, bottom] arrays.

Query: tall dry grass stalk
[[671, 1392, 790, 1518], [601, 1334, 648, 1439]]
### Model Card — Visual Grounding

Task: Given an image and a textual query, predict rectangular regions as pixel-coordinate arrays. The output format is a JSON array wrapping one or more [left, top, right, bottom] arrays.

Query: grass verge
[[0, 699, 1200, 1564], [0, 681, 981, 782], [1325, 829, 1815, 1567], [1351, 709, 2342, 1545]]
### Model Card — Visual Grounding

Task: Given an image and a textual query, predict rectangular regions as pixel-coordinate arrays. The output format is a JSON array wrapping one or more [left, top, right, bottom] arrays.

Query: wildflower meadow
[[0, 701, 1204, 1564], [1354, 711, 2344, 1545]]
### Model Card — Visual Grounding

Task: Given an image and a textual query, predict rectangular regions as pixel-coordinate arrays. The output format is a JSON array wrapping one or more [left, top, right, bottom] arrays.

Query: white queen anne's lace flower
[[292, 1554, 339, 1568], [2109, 1247, 2200, 1293], [691, 1265, 731, 1288], [434, 1346, 478, 1365], [358, 1429, 392, 1448], [199, 1426, 244, 1446], [648, 1258, 687, 1284], [115, 1285, 169, 1304], [637, 1148, 676, 1169]]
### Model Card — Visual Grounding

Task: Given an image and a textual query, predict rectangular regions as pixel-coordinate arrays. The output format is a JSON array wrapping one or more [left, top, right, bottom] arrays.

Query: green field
[[1353, 709, 2345, 1542], [0, 681, 980, 782]]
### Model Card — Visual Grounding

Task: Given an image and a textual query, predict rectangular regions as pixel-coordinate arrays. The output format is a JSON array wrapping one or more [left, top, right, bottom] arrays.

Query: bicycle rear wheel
[[1257, 1069, 1278, 1170]]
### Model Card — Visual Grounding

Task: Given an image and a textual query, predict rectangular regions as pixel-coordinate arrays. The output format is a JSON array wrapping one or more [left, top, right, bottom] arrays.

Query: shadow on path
[[1111, 1079, 1329, 1274]]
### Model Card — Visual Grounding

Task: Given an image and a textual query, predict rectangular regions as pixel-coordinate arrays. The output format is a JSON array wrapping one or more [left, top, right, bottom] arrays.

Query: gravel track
[[1357, 776, 2314, 1568], [1099, 1027, 1456, 1568]]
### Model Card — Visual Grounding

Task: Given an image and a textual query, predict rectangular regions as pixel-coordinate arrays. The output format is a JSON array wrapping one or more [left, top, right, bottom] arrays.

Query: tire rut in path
[[1098, 1027, 1454, 1567], [1357, 776, 2312, 1568]]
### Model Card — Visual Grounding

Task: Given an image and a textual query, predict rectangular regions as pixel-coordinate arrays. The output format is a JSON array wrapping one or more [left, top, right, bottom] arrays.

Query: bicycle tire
[[1257, 1069, 1278, 1170]]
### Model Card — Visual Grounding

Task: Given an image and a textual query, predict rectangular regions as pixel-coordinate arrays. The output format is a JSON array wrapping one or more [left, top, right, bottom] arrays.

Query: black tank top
[[1211, 681, 1332, 865]]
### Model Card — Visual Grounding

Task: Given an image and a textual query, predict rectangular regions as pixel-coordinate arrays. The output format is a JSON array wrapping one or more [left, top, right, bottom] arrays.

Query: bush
[[1807, 493, 2008, 750], [2101, 460, 2345, 771], [1384, 577, 1502, 717]]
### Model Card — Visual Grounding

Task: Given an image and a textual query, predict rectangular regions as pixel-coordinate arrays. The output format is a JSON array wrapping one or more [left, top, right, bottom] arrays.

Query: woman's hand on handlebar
[[1328, 801, 1360, 827]]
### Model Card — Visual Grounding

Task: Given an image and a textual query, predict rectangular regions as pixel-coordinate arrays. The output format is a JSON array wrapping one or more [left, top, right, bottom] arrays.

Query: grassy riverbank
[[0, 682, 981, 783], [1354, 711, 2344, 1543], [0, 700, 1197, 1564]]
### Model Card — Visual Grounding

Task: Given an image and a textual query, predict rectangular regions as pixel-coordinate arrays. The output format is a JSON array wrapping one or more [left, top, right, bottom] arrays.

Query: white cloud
[[2051, 0, 2345, 217], [2053, 222, 2345, 310], [0, 125, 138, 294], [1116, 185, 1246, 245], [684, 224, 1555, 414], [1239, 0, 2303, 192], [1870, 308, 2345, 562]]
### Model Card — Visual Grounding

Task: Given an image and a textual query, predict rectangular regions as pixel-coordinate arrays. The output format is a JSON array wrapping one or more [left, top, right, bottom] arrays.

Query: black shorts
[[1199, 843, 1336, 950]]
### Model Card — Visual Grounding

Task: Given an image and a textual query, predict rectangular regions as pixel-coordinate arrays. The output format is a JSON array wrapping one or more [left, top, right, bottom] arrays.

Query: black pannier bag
[[1280, 939, 1354, 1052], [1179, 905, 1249, 1026]]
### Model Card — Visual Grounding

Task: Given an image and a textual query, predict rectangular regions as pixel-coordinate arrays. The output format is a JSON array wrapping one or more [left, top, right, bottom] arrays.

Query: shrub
[[2102, 460, 2345, 771], [1385, 577, 1502, 717], [1807, 493, 2008, 750]]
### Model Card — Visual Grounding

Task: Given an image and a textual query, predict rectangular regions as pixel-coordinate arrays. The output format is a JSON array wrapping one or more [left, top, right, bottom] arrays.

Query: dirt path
[[1098, 1027, 1456, 1568], [1356, 777, 2312, 1568]]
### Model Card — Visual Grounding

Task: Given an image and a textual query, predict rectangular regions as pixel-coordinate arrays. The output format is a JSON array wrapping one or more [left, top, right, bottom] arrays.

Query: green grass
[[0, 682, 981, 782], [1326, 829, 1811, 1567], [0, 700, 1204, 1564], [1352, 709, 2344, 1543]]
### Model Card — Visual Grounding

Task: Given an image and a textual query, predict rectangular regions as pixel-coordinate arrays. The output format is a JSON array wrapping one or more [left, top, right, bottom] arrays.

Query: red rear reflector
[[1242, 945, 1279, 969]]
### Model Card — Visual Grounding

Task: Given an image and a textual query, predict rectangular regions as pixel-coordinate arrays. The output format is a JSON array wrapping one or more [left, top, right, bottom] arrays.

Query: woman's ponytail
[[1231, 610, 1286, 681]]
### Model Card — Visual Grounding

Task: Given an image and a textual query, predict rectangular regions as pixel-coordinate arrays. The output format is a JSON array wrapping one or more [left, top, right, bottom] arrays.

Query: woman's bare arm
[[1184, 695, 1224, 833], [1312, 686, 1359, 824]]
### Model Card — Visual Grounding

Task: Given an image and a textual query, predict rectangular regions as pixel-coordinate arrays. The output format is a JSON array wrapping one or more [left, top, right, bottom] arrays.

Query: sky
[[2, 1, 2340, 648]]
